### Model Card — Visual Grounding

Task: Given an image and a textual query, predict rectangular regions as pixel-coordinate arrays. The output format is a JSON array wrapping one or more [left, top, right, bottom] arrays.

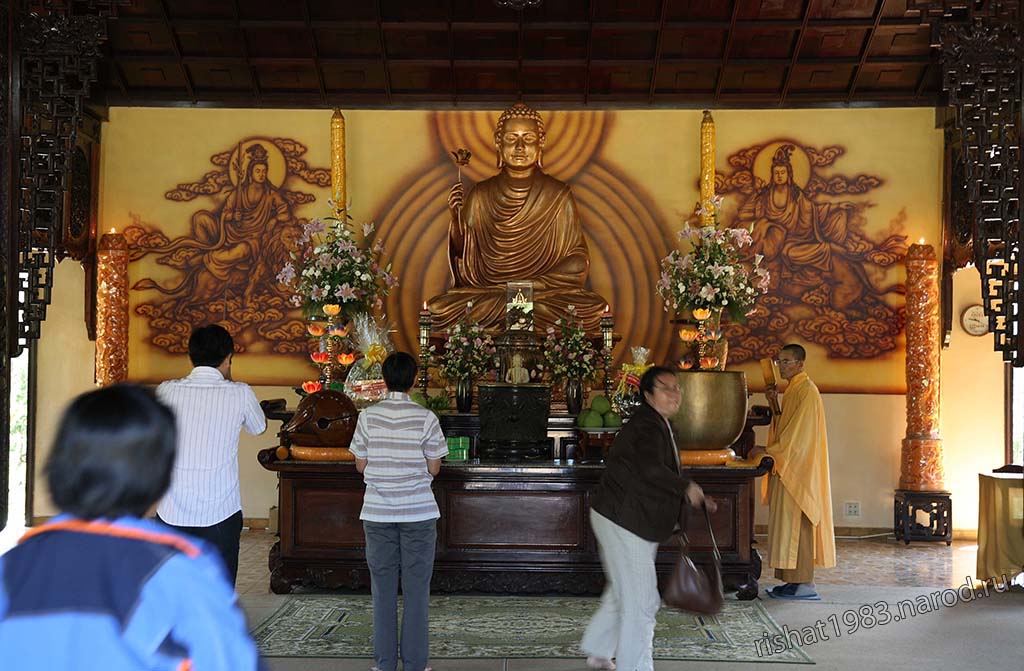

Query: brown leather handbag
[[662, 502, 724, 614]]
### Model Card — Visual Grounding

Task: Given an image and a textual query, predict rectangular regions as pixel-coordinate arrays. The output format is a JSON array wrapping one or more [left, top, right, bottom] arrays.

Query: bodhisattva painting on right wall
[[716, 140, 908, 365]]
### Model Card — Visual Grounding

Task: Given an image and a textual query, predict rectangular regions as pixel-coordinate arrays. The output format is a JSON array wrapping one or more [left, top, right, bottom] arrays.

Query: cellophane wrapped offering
[[344, 314, 393, 408], [611, 346, 652, 419]]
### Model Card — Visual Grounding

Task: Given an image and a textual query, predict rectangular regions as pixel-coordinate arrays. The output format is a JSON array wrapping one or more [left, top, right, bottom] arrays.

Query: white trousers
[[582, 509, 662, 671]]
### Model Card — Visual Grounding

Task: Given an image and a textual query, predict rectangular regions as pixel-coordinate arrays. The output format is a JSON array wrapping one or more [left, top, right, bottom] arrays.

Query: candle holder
[[600, 311, 615, 397], [418, 305, 433, 396]]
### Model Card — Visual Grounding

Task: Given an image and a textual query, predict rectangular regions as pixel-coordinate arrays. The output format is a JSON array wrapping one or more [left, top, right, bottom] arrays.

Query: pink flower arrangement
[[657, 195, 769, 321], [277, 216, 397, 318], [543, 305, 604, 382], [435, 308, 496, 382]]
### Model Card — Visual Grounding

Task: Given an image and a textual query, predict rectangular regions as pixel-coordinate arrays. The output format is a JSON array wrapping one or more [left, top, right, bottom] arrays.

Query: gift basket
[[343, 313, 393, 408]]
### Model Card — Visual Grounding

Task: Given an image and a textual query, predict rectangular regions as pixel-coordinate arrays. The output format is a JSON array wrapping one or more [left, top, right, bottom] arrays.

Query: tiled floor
[[236, 529, 983, 596]]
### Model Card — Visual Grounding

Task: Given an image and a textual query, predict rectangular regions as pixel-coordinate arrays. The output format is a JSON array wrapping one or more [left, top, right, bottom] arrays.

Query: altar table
[[257, 451, 772, 599], [977, 472, 1024, 582]]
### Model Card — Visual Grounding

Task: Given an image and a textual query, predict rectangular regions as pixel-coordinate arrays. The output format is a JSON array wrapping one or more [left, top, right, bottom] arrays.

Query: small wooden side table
[[894, 489, 952, 545]]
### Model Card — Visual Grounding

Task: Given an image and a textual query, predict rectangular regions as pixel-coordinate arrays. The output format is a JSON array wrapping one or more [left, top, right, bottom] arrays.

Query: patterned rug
[[251, 595, 812, 664]]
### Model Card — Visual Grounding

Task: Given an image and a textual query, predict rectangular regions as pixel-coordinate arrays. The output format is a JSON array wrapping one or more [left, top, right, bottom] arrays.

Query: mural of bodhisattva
[[126, 138, 328, 354], [718, 141, 908, 364]]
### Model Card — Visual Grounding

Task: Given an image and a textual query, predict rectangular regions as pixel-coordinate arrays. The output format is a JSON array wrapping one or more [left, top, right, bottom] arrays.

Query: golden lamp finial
[[330, 109, 346, 219], [699, 110, 715, 227]]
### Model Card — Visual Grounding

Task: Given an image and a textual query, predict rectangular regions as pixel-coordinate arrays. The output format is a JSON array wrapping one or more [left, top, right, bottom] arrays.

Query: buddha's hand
[[448, 182, 464, 214]]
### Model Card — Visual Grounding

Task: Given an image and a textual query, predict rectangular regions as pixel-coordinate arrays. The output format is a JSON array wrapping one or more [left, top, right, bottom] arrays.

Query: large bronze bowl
[[670, 370, 748, 451]]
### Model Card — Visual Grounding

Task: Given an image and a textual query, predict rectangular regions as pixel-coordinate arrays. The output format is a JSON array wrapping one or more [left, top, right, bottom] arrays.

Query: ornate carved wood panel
[[1, 0, 12, 530], [11, 0, 118, 357], [920, 1, 1023, 363]]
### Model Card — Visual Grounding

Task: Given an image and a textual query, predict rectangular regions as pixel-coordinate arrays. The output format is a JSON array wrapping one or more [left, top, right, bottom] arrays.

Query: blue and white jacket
[[0, 515, 262, 670]]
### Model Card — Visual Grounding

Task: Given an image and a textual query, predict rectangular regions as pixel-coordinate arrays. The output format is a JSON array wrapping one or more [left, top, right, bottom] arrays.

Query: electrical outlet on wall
[[844, 501, 861, 518]]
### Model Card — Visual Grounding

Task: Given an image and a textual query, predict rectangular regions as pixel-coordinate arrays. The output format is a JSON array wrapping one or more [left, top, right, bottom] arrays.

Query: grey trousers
[[363, 519, 437, 671]]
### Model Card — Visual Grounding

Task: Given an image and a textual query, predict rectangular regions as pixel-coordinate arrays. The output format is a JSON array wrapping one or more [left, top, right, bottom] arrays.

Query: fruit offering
[[577, 394, 622, 430]]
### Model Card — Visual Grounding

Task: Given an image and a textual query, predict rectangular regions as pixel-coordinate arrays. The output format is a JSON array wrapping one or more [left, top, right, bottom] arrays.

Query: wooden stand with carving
[[257, 450, 771, 599]]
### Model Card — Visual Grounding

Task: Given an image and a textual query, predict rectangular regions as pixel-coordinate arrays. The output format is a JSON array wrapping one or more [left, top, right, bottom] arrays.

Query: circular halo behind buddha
[[426, 103, 608, 335]]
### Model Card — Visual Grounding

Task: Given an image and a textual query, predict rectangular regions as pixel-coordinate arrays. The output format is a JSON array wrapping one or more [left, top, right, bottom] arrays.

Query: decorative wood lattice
[[919, 1, 1024, 363], [11, 0, 119, 356], [1, 0, 12, 530]]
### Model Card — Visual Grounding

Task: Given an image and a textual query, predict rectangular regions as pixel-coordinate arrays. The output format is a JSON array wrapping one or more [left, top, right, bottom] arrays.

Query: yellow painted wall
[[110, 107, 940, 392], [31, 106, 1004, 535]]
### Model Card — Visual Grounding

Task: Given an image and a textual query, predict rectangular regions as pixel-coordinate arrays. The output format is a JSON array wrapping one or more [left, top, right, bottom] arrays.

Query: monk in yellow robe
[[427, 103, 607, 334], [749, 343, 836, 599]]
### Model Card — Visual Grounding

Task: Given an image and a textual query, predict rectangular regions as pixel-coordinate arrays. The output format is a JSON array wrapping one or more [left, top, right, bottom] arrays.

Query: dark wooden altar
[[258, 405, 772, 599]]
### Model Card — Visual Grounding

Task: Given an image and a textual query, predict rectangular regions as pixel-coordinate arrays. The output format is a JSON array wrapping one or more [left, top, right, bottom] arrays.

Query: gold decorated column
[[95, 229, 129, 386], [330, 108, 346, 218], [699, 110, 716, 227], [899, 242, 944, 490]]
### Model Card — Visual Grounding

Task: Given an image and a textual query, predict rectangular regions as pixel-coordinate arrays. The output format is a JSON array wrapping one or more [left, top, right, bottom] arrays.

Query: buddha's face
[[497, 117, 544, 171], [771, 165, 790, 186], [251, 163, 269, 184]]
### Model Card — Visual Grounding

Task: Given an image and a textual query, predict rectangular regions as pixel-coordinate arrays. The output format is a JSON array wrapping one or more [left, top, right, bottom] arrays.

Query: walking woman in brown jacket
[[582, 365, 712, 671]]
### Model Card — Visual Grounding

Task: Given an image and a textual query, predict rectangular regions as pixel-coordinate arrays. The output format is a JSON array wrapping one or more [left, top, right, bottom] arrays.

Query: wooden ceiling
[[100, 0, 943, 108]]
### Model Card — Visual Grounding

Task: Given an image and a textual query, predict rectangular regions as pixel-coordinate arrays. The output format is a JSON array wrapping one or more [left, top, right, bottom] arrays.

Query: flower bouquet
[[277, 216, 397, 319], [543, 306, 604, 414], [434, 306, 496, 412], [657, 196, 770, 370], [657, 196, 769, 321], [435, 311, 496, 384], [542, 306, 603, 382]]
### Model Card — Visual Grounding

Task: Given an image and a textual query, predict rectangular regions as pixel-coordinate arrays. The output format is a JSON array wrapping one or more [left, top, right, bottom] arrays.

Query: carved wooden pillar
[[95, 230, 128, 386], [900, 243, 945, 491]]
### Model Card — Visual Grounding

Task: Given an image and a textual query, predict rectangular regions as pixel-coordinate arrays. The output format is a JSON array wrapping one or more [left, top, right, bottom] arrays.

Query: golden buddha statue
[[426, 103, 607, 334]]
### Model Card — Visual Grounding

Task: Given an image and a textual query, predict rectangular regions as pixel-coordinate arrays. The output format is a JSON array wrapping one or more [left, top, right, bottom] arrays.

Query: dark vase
[[455, 379, 473, 413], [565, 377, 584, 415]]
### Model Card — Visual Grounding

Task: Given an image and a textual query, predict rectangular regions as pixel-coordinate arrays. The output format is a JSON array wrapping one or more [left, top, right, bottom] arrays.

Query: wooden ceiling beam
[[846, 0, 886, 102], [112, 17, 927, 32], [100, 88, 939, 109], [447, 0, 456, 106], [111, 54, 934, 68], [714, 0, 743, 103], [648, 0, 669, 105], [780, 0, 814, 105], [156, 0, 195, 104], [112, 62, 131, 103], [375, 0, 393, 104], [301, 0, 327, 105], [584, 0, 595, 105], [231, 0, 261, 106], [914, 62, 934, 100]]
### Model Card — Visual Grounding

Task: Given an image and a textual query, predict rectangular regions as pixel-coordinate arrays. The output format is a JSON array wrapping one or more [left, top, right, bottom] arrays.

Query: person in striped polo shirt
[[350, 351, 448, 671]]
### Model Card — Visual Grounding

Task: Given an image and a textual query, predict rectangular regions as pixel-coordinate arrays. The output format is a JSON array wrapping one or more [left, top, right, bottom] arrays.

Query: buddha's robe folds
[[427, 171, 606, 334], [761, 372, 836, 571]]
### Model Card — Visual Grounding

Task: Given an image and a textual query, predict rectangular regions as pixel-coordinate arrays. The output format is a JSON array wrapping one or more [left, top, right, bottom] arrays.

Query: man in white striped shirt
[[349, 351, 448, 671], [155, 324, 266, 586]]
